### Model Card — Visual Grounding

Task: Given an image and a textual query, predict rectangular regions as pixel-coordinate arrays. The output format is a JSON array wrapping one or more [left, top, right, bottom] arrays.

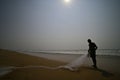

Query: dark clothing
[[89, 50, 96, 57], [88, 42, 97, 67], [88, 42, 97, 51], [89, 50, 97, 67]]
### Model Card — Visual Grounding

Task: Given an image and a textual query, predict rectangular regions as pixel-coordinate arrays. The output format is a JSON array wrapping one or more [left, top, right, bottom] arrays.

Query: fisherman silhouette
[[88, 39, 98, 68]]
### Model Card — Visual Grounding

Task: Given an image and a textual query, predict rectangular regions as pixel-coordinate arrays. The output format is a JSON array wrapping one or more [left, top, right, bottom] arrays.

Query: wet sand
[[0, 49, 120, 80]]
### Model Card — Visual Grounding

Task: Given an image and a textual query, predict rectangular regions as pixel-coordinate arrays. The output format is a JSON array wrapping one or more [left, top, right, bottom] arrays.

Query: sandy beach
[[0, 49, 120, 80]]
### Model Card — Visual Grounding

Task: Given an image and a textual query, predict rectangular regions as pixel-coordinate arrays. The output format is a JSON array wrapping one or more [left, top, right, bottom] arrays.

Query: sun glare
[[64, 0, 71, 3]]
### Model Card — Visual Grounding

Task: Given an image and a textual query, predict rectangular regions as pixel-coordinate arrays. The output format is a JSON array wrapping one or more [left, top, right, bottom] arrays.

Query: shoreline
[[0, 49, 120, 80]]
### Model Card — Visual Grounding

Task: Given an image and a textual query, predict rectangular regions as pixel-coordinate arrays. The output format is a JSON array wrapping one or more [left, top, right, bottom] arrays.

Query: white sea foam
[[17, 49, 120, 63], [17, 49, 120, 56]]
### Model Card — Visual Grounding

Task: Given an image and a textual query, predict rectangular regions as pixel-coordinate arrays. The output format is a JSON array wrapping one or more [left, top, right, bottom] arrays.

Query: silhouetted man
[[88, 39, 98, 68]]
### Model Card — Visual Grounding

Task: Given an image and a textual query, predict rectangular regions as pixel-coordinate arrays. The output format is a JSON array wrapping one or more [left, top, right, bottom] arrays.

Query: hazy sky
[[0, 0, 120, 51]]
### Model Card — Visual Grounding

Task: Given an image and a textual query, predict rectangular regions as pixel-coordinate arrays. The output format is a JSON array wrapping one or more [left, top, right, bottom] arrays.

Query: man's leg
[[91, 54, 97, 68]]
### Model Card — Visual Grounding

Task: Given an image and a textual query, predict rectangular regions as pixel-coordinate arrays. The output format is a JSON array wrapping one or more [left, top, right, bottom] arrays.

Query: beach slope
[[0, 49, 119, 80]]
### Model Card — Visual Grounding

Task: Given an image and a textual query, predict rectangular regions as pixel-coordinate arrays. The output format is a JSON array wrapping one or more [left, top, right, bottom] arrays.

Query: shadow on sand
[[84, 67, 113, 77]]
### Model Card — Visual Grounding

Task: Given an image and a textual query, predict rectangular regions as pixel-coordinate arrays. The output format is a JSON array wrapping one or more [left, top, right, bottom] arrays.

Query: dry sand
[[0, 49, 120, 80]]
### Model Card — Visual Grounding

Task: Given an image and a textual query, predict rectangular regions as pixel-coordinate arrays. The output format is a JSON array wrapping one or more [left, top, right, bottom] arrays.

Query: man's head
[[88, 39, 91, 43]]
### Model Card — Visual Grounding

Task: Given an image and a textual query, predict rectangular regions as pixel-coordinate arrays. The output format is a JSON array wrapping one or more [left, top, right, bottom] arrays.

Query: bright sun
[[64, 0, 71, 3]]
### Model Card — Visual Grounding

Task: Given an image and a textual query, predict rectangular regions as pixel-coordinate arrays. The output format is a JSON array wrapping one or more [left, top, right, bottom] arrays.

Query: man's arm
[[94, 43, 98, 50]]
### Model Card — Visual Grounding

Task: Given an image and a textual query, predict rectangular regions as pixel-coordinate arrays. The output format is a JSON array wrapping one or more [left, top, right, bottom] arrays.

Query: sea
[[25, 49, 120, 56], [16, 49, 120, 62]]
